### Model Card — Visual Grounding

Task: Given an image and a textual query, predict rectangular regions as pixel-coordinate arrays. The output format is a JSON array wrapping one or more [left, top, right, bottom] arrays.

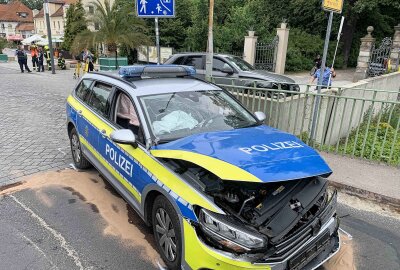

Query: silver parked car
[[165, 52, 300, 95]]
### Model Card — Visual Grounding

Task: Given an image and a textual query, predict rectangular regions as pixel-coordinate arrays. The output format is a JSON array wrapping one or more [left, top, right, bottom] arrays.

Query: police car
[[66, 65, 340, 270]]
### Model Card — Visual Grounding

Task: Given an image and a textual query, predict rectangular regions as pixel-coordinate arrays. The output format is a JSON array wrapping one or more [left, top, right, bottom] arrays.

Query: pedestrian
[[83, 48, 94, 72], [15, 45, 31, 73], [58, 52, 66, 70], [37, 46, 45, 72], [310, 54, 322, 76], [310, 64, 336, 89], [44, 45, 52, 71], [30, 44, 39, 71]]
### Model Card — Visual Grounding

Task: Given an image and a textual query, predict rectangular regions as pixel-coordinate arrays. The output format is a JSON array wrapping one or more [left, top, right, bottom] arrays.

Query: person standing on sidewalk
[[310, 63, 336, 89], [44, 45, 52, 71], [15, 46, 31, 73], [30, 45, 39, 71], [37, 47, 45, 72]]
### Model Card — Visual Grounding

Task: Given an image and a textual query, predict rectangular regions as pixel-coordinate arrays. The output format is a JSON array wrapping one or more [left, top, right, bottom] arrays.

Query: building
[[0, 1, 34, 41], [33, 0, 75, 37]]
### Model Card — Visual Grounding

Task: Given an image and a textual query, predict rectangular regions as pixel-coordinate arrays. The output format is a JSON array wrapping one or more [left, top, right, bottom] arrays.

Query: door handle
[[101, 129, 107, 137], [77, 110, 82, 117]]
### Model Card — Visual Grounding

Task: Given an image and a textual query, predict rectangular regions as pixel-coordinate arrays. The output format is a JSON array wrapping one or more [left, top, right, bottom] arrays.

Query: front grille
[[257, 191, 337, 264]]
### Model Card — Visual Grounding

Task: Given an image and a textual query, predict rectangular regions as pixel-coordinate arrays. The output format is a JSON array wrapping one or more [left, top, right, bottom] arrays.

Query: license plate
[[288, 231, 330, 270]]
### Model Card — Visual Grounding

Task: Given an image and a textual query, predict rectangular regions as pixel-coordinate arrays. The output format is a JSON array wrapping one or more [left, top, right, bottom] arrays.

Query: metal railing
[[212, 77, 400, 166]]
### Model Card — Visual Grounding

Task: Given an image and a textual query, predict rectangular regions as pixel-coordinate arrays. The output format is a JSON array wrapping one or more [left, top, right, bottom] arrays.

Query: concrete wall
[[229, 72, 400, 145]]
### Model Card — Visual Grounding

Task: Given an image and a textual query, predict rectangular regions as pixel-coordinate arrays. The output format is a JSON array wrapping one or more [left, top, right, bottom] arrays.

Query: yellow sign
[[322, 0, 344, 13]]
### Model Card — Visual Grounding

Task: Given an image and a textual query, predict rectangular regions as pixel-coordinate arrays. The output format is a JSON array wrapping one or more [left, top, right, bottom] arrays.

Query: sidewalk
[[321, 152, 400, 209]]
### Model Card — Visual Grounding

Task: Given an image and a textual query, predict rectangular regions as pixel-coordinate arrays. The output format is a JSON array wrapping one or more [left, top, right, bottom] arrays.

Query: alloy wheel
[[155, 208, 177, 262]]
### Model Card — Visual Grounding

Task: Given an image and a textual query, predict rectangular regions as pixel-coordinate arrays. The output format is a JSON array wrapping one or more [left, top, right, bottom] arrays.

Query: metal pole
[[205, 0, 214, 81], [155, 17, 161, 65], [328, 16, 344, 86], [310, 11, 333, 141], [44, 0, 55, 74]]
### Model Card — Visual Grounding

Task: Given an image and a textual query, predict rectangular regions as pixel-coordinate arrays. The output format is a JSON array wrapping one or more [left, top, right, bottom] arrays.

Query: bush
[[0, 37, 7, 54], [337, 105, 400, 165]]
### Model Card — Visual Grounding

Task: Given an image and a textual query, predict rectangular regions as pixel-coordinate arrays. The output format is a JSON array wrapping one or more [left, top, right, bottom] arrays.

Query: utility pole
[[205, 0, 214, 82], [44, 0, 55, 74], [155, 17, 161, 65]]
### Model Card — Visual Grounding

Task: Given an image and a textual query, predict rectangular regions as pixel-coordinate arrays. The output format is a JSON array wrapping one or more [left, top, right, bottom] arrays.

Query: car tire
[[152, 195, 182, 270], [69, 127, 91, 169]]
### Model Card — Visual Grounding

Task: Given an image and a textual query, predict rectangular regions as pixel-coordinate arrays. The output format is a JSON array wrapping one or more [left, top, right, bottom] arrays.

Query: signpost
[[310, 0, 344, 142], [137, 0, 175, 65]]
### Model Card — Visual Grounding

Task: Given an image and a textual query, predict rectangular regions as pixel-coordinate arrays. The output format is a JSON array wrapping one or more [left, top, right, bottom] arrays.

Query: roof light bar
[[118, 65, 196, 79]]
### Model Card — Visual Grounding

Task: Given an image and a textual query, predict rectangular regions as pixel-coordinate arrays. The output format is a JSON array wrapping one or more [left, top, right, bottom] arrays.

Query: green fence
[[99, 57, 128, 71], [0, 54, 8, 62], [213, 76, 400, 166]]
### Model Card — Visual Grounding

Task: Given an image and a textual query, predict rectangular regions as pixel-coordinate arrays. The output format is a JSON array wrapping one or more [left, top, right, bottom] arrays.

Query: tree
[[72, 0, 150, 60], [62, 0, 87, 51], [0, 37, 7, 53], [21, 0, 43, 10]]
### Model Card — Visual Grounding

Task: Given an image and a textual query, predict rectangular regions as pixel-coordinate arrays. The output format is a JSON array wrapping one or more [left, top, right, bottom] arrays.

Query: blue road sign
[[137, 0, 175, 18]]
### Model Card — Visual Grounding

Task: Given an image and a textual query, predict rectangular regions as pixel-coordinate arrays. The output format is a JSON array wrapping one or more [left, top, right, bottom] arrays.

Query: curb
[[329, 180, 400, 213]]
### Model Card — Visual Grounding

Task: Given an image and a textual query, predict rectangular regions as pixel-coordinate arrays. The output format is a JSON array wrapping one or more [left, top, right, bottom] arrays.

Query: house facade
[[0, 1, 34, 41]]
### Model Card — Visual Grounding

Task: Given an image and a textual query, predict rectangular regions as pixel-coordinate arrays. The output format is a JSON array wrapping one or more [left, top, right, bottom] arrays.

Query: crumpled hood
[[151, 125, 332, 183], [241, 70, 296, 84]]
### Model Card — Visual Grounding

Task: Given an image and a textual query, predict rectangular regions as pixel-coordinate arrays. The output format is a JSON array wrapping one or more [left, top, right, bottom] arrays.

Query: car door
[[95, 88, 148, 204], [73, 79, 94, 140]]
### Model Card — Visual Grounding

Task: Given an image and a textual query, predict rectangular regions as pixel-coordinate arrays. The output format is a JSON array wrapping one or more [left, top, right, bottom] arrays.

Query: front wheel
[[69, 127, 91, 169], [152, 195, 182, 270]]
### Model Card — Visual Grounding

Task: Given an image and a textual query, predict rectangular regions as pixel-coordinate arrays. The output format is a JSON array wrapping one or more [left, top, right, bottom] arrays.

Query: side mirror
[[254, 111, 266, 122], [221, 64, 234, 74], [110, 129, 138, 148]]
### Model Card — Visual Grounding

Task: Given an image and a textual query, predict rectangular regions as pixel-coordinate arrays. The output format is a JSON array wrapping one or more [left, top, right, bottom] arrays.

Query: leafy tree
[[21, 0, 43, 10], [62, 0, 87, 51], [0, 37, 7, 53], [72, 0, 150, 59]]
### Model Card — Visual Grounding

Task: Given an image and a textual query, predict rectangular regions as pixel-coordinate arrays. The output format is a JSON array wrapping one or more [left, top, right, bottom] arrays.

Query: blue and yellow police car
[[66, 65, 340, 270]]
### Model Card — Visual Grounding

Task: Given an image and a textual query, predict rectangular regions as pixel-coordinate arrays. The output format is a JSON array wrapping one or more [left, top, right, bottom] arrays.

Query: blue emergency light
[[118, 65, 196, 79]]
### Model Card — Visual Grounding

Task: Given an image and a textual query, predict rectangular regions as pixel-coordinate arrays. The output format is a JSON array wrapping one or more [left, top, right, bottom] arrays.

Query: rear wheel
[[152, 195, 182, 270], [69, 127, 91, 169]]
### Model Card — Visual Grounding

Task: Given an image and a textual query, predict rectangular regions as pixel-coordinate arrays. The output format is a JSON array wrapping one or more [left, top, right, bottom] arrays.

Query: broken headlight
[[198, 208, 266, 253]]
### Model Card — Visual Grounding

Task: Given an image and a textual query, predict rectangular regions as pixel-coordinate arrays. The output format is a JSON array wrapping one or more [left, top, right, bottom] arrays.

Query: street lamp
[[44, 0, 55, 74]]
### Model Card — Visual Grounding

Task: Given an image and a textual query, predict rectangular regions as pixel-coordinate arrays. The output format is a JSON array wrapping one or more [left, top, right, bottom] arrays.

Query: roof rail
[[118, 65, 196, 80]]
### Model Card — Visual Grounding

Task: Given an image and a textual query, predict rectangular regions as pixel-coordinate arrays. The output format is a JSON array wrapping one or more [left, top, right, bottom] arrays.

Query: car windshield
[[226, 56, 255, 71], [139, 90, 259, 143]]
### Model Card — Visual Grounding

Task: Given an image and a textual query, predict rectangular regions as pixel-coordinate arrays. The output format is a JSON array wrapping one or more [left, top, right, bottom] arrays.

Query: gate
[[368, 37, 392, 77], [254, 36, 279, 71]]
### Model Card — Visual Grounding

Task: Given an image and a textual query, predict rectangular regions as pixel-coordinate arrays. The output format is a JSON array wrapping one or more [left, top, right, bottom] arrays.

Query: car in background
[[165, 52, 300, 96]]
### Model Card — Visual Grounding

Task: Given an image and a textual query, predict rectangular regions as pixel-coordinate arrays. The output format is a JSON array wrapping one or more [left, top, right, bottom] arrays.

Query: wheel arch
[[67, 121, 76, 138]]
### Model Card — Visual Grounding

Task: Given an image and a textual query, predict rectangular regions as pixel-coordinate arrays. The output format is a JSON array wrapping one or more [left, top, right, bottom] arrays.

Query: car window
[[172, 56, 185, 65], [87, 82, 112, 117], [112, 90, 145, 145], [213, 58, 228, 72], [183, 56, 203, 69], [75, 79, 92, 102]]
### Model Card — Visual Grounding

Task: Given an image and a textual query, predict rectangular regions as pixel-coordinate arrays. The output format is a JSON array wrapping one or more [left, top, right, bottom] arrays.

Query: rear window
[[87, 82, 113, 117], [75, 79, 92, 102]]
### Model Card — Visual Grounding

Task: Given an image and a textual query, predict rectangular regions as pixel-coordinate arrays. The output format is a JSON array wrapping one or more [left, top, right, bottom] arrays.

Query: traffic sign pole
[[310, 11, 334, 142], [205, 0, 214, 82], [44, 0, 55, 74], [155, 17, 161, 65]]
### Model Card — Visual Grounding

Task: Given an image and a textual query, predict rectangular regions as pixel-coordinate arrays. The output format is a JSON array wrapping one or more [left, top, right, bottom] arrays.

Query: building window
[[89, 6, 94, 14], [58, 21, 60, 29], [7, 24, 12, 30], [53, 21, 56, 28], [94, 23, 100, 30]]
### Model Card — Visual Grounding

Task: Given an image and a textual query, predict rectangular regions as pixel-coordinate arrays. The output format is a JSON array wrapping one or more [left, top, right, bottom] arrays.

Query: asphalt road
[[0, 171, 399, 270]]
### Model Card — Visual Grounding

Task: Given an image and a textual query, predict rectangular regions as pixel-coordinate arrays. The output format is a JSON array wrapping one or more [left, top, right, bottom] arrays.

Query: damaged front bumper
[[183, 191, 340, 270]]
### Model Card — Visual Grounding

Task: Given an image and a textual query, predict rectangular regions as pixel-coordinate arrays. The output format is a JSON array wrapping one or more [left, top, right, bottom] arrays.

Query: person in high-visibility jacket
[[30, 45, 39, 71], [44, 45, 52, 71], [58, 52, 66, 70]]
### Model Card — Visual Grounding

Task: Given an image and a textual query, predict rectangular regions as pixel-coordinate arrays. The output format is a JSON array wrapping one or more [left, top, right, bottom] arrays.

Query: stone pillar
[[390, 24, 400, 72], [353, 26, 376, 82], [243, 30, 258, 66], [275, 23, 290, 75]]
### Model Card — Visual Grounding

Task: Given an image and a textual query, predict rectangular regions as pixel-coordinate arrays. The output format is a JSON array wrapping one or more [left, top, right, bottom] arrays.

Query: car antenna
[[159, 92, 176, 113]]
